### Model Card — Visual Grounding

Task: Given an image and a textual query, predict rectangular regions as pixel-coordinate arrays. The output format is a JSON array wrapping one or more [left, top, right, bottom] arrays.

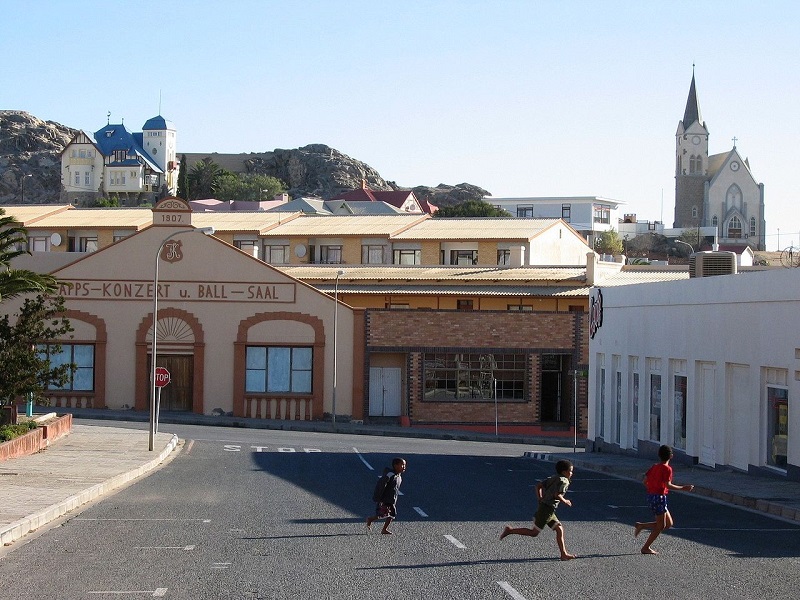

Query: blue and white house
[[60, 115, 177, 205]]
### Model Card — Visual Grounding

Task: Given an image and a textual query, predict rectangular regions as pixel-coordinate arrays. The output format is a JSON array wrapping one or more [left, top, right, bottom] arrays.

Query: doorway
[[369, 367, 402, 417], [540, 354, 567, 422], [155, 355, 193, 412]]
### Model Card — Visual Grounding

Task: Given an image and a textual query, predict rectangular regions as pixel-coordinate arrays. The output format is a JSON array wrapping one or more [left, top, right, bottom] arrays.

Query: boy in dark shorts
[[500, 459, 576, 560], [635, 445, 694, 554], [366, 457, 407, 535]]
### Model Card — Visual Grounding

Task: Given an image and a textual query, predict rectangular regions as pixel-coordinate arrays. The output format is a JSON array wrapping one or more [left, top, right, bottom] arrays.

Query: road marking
[[304, 448, 321, 452], [75, 518, 211, 522], [211, 562, 232, 570], [353, 447, 374, 470], [132, 545, 195, 551], [608, 505, 648, 509], [444, 535, 466, 549], [498, 581, 528, 600], [278, 447, 296, 452], [88, 589, 167, 597], [413, 506, 428, 517]]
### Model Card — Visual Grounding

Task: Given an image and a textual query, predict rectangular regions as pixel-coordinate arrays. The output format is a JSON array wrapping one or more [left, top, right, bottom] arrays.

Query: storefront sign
[[589, 288, 603, 339], [57, 279, 296, 303]]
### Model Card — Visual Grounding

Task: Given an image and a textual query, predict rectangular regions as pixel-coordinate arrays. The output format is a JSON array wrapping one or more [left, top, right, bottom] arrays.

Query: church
[[674, 72, 766, 251]]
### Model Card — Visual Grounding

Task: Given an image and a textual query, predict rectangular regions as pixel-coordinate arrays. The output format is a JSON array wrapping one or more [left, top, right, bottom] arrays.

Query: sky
[[3, 1, 799, 250]]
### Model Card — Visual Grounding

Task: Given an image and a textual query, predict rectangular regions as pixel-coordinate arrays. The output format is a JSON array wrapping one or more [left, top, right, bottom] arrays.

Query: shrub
[[0, 420, 37, 442]]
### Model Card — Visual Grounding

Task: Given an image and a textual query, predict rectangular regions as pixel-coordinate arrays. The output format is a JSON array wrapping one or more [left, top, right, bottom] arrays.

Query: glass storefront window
[[673, 375, 687, 450], [767, 386, 788, 468], [649, 374, 661, 441]]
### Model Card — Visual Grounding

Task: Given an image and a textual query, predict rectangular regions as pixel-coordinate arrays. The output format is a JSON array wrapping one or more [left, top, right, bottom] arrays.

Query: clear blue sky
[[4, 1, 798, 250]]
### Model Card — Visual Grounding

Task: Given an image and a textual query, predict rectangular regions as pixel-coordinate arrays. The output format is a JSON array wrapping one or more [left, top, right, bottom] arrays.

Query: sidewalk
[[2, 413, 799, 549], [0, 424, 179, 547]]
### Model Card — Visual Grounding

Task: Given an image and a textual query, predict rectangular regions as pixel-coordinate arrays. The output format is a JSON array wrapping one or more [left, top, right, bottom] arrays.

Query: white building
[[60, 116, 177, 206], [485, 196, 623, 248], [588, 267, 798, 480]]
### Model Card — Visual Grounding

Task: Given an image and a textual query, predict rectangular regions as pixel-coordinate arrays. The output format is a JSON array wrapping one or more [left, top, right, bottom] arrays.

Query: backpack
[[372, 472, 392, 502]]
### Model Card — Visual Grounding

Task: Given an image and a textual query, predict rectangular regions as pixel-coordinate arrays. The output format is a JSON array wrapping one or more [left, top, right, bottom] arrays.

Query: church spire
[[683, 69, 703, 127]]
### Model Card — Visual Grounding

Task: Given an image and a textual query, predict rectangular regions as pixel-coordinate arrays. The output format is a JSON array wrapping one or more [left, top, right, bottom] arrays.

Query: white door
[[369, 367, 402, 416], [698, 363, 716, 467], [726, 365, 751, 470]]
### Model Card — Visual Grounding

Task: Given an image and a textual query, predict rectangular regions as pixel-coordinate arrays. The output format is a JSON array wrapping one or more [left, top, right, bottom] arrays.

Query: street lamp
[[332, 269, 345, 428], [20, 174, 32, 202], [149, 226, 215, 451], [675, 239, 694, 256]]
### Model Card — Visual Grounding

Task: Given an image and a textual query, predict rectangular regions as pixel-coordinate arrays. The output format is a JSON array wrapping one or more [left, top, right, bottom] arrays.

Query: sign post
[[154, 367, 170, 435]]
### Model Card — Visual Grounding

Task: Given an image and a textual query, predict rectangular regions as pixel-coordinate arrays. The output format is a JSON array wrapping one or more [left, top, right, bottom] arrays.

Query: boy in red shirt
[[635, 445, 694, 554]]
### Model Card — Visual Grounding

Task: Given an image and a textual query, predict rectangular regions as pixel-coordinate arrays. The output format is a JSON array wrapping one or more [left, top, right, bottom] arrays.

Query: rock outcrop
[[0, 111, 76, 203], [0, 111, 491, 205]]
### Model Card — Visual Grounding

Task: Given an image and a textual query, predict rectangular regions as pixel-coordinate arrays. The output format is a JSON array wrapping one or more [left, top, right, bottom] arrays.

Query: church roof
[[682, 73, 703, 127], [142, 115, 175, 130]]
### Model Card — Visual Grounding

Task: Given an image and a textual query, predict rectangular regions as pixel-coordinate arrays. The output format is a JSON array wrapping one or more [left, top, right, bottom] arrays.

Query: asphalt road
[[1, 424, 799, 599]]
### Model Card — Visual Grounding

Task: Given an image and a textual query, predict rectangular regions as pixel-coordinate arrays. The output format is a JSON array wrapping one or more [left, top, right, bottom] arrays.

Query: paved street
[[1, 421, 799, 599]]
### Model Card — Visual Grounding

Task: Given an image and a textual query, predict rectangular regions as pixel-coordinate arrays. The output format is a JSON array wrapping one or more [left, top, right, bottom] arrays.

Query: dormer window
[[106, 130, 114, 137]]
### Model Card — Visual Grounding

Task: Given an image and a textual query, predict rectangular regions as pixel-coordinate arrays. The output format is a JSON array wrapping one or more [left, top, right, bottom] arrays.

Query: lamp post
[[20, 173, 32, 202], [149, 226, 215, 451], [332, 269, 345, 428], [675, 239, 694, 256]]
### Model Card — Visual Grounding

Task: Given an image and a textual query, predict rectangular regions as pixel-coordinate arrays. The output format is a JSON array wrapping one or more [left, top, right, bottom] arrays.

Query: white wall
[[588, 268, 800, 479]]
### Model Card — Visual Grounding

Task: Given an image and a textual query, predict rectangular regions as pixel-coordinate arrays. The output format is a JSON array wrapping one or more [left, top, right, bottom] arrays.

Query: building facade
[[588, 269, 798, 480]]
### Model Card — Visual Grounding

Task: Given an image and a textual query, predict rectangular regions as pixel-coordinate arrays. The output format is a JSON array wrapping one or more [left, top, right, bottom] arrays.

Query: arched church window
[[726, 185, 742, 211], [691, 206, 698, 219], [689, 155, 699, 174], [712, 216, 718, 228], [750, 217, 757, 238], [727, 216, 742, 239]]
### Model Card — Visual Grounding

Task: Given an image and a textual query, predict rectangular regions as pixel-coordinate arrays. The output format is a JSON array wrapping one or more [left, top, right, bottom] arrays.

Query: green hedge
[[0, 421, 38, 442]]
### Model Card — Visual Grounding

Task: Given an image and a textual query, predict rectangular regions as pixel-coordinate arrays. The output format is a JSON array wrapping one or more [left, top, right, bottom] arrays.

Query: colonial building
[[674, 73, 766, 251], [60, 116, 178, 206], [2, 200, 617, 438]]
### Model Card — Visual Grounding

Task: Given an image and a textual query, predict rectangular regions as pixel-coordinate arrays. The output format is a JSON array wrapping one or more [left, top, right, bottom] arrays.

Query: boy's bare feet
[[381, 529, 393, 535], [366, 517, 374, 530], [560, 553, 577, 561], [499, 526, 511, 540], [641, 547, 658, 555], [634, 522, 645, 537]]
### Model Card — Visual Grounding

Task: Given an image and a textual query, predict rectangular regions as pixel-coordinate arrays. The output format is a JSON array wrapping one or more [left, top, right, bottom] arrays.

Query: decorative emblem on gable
[[589, 288, 603, 339], [161, 239, 184, 264]]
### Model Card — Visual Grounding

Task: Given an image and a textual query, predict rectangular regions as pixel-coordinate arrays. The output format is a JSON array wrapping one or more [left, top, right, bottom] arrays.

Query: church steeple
[[682, 70, 703, 128]]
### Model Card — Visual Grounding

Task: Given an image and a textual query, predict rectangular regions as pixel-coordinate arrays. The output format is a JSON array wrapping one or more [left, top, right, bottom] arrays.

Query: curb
[[0, 434, 180, 547]]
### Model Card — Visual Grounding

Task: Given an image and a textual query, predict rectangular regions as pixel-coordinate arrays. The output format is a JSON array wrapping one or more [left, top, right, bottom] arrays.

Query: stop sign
[[154, 366, 171, 388]]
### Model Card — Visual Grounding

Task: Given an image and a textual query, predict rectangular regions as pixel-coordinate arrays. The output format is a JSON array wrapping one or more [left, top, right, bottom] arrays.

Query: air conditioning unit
[[689, 251, 738, 278]]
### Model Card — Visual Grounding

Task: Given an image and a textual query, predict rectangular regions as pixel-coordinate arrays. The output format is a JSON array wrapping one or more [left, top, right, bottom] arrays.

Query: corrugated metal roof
[[191, 211, 302, 233], [25, 208, 153, 229], [277, 264, 586, 282], [315, 284, 590, 297], [597, 270, 690, 287], [389, 218, 558, 240], [0, 204, 74, 225], [263, 214, 429, 236]]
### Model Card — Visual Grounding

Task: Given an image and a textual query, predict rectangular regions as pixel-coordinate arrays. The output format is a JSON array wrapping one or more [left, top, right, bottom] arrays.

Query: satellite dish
[[294, 244, 307, 258], [50, 233, 62, 246]]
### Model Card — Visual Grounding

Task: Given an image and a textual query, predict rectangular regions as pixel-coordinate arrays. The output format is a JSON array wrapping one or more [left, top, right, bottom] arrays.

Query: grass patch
[[0, 420, 38, 442]]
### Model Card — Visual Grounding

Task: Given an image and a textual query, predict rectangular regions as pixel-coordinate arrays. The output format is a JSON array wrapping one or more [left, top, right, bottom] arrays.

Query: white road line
[[211, 562, 232, 569], [353, 447, 374, 470], [674, 527, 800, 531], [75, 518, 211, 522], [88, 590, 167, 596], [444, 534, 466, 549], [132, 546, 195, 551], [413, 506, 429, 517], [498, 581, 528, 600], [608, 505, 648, 509]]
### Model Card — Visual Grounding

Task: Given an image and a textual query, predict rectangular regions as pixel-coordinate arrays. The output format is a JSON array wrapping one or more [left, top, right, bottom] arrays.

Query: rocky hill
[[0, 111, 76, 203], [0, 111, 490, 206]]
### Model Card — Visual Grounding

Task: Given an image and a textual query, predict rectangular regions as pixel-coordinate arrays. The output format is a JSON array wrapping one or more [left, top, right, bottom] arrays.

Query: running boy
[[366, 457, 407, 535], [635, 444, 694, 554], [500, 459, 576, 561]]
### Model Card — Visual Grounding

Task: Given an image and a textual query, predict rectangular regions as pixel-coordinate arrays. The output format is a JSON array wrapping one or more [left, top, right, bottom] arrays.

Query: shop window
[[41, 344, 95, 391], [423, 352, 525, 401], [673, 375, 687, 450], [649, 373, 662, 441], [767, 387, 788, 468], [245, 346, 312, 394]]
